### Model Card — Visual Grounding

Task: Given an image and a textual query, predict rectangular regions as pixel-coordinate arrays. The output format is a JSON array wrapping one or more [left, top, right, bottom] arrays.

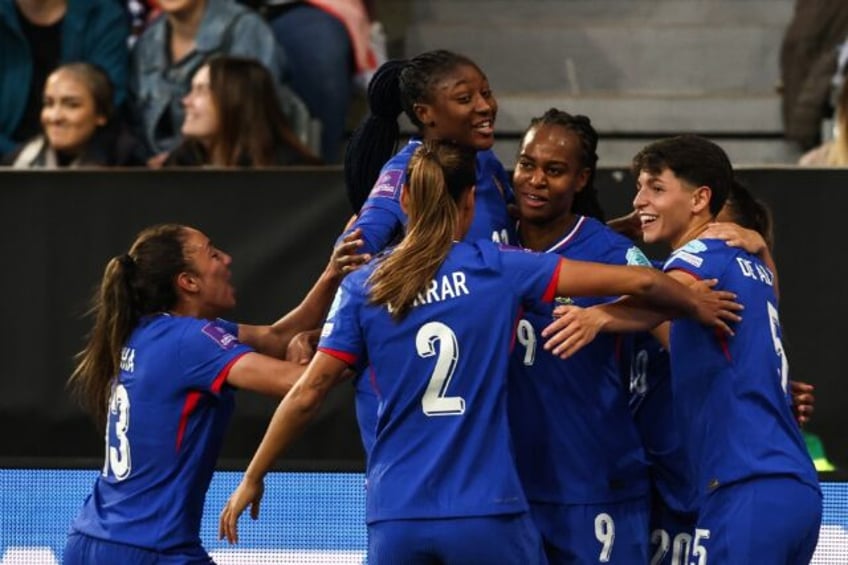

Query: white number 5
[[767, 301, 789, 393], [417, 322, 465, 416]]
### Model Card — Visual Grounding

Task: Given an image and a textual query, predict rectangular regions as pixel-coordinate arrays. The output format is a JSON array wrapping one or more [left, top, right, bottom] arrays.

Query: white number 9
[[594, 512, 615, 562]]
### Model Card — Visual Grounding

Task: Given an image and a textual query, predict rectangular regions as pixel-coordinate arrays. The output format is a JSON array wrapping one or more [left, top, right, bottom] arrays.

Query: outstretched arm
[[219, 352, 351, 543], [543, 266, 740, 358], [238, 229, 368, 357]]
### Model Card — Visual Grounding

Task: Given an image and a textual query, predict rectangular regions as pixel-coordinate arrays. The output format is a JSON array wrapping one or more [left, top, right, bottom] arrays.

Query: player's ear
[[692, 185, 712, 214], [176, 271, 200, 294]]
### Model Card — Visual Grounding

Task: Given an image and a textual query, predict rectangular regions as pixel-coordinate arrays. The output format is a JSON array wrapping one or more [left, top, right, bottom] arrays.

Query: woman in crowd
[[165, 56, 319, 167], [4, 63, 142, 168], [218, 140, 740, 563], [63, 222, 346, 563]]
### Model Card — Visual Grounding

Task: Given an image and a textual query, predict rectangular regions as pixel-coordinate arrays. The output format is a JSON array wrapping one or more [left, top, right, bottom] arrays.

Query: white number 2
[[417, 322, 465, 416], [594, 512, 615, 562], [102, 382, 132, 481], [766, 301, 789, 393]]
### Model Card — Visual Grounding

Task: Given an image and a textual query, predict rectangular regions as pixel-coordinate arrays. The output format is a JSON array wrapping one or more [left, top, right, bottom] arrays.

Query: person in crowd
[[260, 0, 383, 162], [130, 0, 308, 163], [0, 0, 129, 156], [164, 56, 320, 167], [217, 140, 740, 563], [547, 135, 822, 563], [780, 0, 848, 150], [3, 63, 143, 168], [506, 109, 653, 563], [62, 222, 347, 563], [800, 79, 848, 165]]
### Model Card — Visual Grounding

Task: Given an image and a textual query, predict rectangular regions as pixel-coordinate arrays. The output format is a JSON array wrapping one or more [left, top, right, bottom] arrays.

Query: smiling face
[[181, 65, 219, 145], [633, 167, 705, 248], [180, 228, 236, 317], [414, 63, 497, 150], [513, 124, 589, 227], [41, 69, 106, 154]]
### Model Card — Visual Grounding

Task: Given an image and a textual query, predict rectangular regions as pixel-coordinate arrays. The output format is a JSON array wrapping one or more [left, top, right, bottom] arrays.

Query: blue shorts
[[530, 497, 650, 564], [694, 475, 822, 564], [63, 533, 214, 565], [367, 513, 546, 564]]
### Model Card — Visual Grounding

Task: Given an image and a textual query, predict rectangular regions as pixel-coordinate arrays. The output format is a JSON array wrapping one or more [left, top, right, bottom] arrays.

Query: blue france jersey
[[509, 216, 650, 504], [350, 138, 515, 253], [663, 239, 819, 501], [319, 240, 561, 524], [70, 315, 252, 551], [626, 332, 697, 515]]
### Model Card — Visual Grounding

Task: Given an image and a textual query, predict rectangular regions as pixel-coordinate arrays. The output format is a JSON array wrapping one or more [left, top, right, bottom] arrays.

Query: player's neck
[[671, 216, 713, 250]]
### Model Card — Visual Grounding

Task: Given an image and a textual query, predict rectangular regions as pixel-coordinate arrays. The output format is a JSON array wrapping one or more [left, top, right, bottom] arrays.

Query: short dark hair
[[631, 134, 733, 216]]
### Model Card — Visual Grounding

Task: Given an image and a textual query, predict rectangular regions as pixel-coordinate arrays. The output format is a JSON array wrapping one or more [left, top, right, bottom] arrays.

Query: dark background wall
[[1, 167, 845, 468]]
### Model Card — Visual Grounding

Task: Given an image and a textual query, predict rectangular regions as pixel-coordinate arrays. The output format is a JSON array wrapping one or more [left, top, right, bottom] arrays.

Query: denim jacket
[[130, 0, 308, 155]]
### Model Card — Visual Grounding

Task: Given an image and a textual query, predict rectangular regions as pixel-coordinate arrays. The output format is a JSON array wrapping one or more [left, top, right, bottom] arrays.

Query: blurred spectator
[[164, 56, 320, 167], [799, 80, 848, 165], [130, 0, 310, 163], [0, 0, 130, 156], [126, 0, 160, 47], [780, 0, 848, 150], [3, 63, 143, 168], [259, 0, 385, 162]]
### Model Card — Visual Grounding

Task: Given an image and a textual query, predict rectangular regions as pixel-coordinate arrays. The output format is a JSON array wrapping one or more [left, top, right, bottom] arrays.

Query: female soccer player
[[550, 135, 822, 564], [219, 140, 740, 564], [507, 108, 653, 563], [63, 223, 344, 564]]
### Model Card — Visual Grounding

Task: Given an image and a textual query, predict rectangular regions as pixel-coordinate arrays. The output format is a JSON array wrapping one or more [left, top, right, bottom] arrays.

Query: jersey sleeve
[[498, 246, 563, 309], [663, 239, 715, 280], [346, 167, 407, 254], [176, 319, 254, 395], [318, 275, 366, 366]]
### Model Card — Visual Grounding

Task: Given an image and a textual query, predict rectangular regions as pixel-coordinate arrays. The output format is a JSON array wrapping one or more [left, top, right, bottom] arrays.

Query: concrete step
[[488, 135, 801, 169], [492, 92, 783, 135], [405, 22, 787, 94], [410, 0, 794, 25]]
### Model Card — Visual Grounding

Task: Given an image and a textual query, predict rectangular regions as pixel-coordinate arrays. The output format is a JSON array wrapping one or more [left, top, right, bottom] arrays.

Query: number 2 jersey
[[318, 240, 562, 524], [663, 239, 819, 503], [69, 314, 251, 552]]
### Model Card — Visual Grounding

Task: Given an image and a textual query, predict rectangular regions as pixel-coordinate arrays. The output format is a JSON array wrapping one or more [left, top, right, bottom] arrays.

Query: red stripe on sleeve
[[210, 353, 247, 394], [175, 352, 247, 451], [541, 259, 563, 303], [176, 391, 201, 452], [666, 266, 702, 281], [318, 347, 358, 366]]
